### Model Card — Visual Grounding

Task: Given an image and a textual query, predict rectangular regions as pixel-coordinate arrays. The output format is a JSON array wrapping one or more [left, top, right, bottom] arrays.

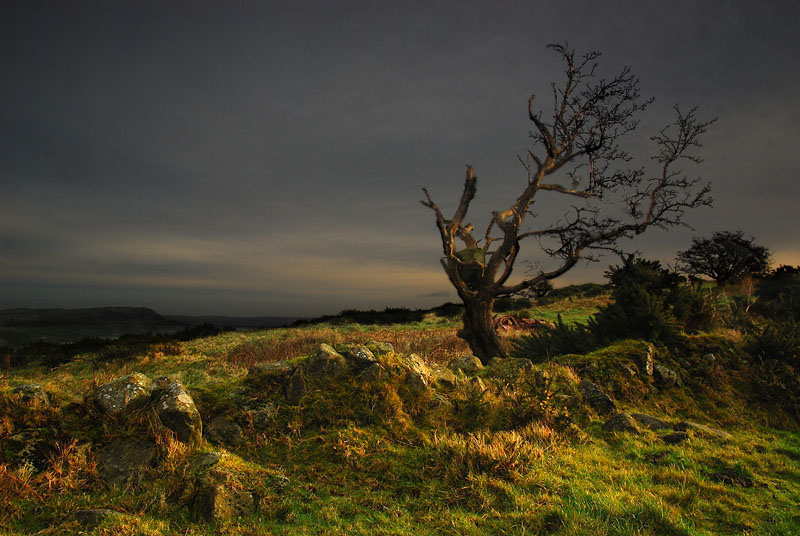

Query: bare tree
[[421, 44, 714, 363]]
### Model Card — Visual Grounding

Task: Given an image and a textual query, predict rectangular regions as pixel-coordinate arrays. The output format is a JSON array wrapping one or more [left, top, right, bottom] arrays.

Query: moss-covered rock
[[306, 344, 348, 377], [93, 373, 151, 415], [153, 380, 203, 446]]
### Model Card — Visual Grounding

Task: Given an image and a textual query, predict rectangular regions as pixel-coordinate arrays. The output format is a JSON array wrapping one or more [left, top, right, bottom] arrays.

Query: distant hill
[[0, 307, 183, 346], [163, 315, 304, 329]]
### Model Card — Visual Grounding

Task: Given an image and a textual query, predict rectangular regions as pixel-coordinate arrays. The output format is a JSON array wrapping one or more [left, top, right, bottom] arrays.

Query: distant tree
[[677, 231, 770, 285], [421, 43, 714, 363]]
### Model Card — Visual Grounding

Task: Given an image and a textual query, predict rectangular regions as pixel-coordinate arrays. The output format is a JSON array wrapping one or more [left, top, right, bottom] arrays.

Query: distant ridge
[[0, 307, 182, 345], [164, 314, 304, 329]]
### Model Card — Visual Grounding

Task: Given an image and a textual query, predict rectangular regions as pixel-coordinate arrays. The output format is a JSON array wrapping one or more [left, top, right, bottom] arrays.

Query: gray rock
[[12, 384, 50, 406], [306, 344, 348, 377], [96, 439, 157, 487], [653, 364, 682, 389], [602, 412, 640, 434], [579, 380, 617, 416], [248, 403, 277, 430], [400, 353, 429, 376], [430, 365, 457, 388], [191, 469, 256, 523], [631, 413, 673, 430], [93, 373, 151, 415], [343, 345, 377, 366], [285, 368, 306, 405], [205, 417, 243, 447], [674, 421, 732, 440], [357, 362, 387, 382], [154, 381, 202, 446], [662, 431, 690, 444], [449, 355, 484, 375], [638, 345, 655, 376], [366, 341, 395, 357], [73, 509, 119, 528]]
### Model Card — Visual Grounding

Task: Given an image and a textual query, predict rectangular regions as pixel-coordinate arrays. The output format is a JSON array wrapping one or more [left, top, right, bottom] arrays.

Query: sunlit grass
[[1, 292, 799, 535]]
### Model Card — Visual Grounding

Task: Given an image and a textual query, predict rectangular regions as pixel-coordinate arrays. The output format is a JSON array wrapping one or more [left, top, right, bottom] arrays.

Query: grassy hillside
[[2, 284, 799, 535]]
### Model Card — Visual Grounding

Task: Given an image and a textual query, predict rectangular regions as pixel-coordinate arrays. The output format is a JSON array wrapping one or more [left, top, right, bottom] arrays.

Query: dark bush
[[746, 319, 800, 417], [753, 266, 800, 321], [493, 297, 532, 313], [512, 315, 596, 362]]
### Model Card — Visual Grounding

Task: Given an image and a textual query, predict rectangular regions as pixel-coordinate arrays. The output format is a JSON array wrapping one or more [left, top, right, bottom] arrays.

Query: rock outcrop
[[152, 380, 202, 446], [579, 380, 617, 416], [449, 355, 483, 375], [93, 373, 151, 415], [602, 412, 640, 434]]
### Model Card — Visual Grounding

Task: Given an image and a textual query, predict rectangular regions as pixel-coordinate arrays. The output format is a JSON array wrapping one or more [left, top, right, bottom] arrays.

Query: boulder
[[12, 384, 50, 406], [366, 341, 395, 357], [674, 421, 731, 440], [190, 469, 256, 523], [399, 353, 429, 376], [448, 355, 483, 375], [342, 344, 377, 366], [205, 417, 244, 447], [653, 364, 682, 389], [579, 380, 617, 416], [631, 413, 673, 430], [602, 412, 640, 434], [357, 362, 387, 382], [96, 439, 157, 487], [285, 368, 306, 405], [429, 365, 457, 388], [306, 344, 348, 377], [638, 345, 655, 376], [154, 381, 203, 446], [93, 373, 151, 415]]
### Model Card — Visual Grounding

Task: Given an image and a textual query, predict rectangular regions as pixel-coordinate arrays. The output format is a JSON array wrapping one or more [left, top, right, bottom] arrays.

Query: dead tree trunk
[[460, 294, 505, 361]]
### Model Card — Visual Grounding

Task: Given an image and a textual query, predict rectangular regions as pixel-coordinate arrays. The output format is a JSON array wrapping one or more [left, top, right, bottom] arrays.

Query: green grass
[[2, 292, 799, 535]]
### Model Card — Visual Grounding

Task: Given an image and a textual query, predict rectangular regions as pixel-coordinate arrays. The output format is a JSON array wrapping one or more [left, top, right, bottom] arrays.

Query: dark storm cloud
[[2, 0, 799, 315]]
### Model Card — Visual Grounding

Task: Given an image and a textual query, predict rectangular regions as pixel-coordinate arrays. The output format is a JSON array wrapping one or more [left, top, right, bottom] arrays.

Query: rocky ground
[[2, 324, 799, 535]]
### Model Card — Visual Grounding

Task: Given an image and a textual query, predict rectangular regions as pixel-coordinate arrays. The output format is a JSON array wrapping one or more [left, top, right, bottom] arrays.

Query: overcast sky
[[2, 0, 799, 316]]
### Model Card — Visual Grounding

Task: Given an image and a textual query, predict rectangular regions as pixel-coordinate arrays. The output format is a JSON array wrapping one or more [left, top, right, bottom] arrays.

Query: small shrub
[[512, 315, 595, 361]]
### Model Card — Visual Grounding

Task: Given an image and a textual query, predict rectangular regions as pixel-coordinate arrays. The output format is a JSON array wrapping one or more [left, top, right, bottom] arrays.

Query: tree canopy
[[677, 230, 770, 284]]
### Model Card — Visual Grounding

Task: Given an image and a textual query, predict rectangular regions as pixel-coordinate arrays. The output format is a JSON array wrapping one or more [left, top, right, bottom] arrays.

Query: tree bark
[[459, 295, 505, 364]]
